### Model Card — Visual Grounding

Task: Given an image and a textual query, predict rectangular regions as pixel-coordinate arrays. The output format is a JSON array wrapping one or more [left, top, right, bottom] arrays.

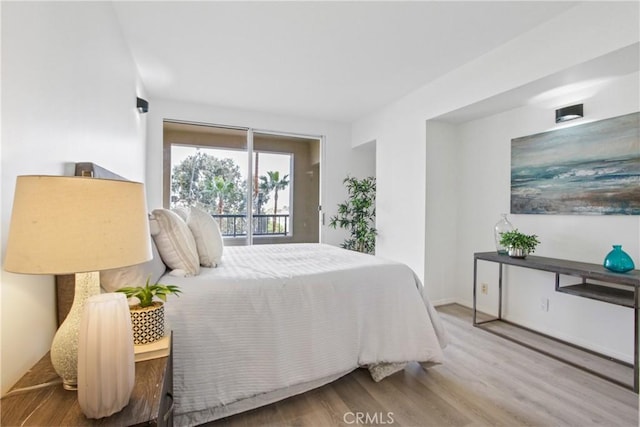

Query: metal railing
[[212, 214, 289, 237]]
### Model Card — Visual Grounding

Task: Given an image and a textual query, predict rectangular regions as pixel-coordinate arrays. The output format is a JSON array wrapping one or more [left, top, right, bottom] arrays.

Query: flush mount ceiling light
[[555, 104, 583, 123], [136, 97, 149, 113]]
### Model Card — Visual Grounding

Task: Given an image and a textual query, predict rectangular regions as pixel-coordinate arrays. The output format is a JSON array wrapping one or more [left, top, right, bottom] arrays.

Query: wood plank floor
[[478, 318, 633, 388], [206, 304, 639, 426]]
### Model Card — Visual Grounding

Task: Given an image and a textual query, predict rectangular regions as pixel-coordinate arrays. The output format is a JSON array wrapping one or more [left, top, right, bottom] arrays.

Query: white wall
[[456, 71, 639, 362], [145, 98, 374, 247], [353, 2, 640, 289], [374, 116, 428, 283], [424, 121, 458, 305], [0, 2, 146, 394]]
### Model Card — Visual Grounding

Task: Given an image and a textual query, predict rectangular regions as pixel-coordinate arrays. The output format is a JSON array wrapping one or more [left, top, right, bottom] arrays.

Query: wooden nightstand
[[1, 336, 173, 426]]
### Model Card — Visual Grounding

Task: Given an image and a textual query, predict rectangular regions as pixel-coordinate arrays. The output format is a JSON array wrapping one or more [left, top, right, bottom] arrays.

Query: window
[[163, 121, 320, 245], [252, 151, 293, 237]]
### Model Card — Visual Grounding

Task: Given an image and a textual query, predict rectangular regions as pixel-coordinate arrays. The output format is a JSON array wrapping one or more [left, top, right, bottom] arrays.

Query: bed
[[55, 185, 448, 426], [158, 243, 449, 426]]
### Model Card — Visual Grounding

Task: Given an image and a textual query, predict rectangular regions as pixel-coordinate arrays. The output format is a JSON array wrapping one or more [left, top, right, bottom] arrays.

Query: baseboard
[[431, 297, 457, 307]]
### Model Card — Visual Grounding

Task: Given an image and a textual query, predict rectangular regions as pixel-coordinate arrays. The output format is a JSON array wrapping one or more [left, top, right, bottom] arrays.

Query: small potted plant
[[499, 229, 540, 258], [116, 277, 181, 345]]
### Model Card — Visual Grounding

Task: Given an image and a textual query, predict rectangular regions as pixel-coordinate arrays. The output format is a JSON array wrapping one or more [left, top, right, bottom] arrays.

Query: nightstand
[[1, 335, 174, 426]]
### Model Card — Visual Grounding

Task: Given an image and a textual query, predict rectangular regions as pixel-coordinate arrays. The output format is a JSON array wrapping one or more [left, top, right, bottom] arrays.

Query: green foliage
[[259, 171, 290, 213], [499, 229, 540, 253], [255, 179, 271, 212], [116, 276, 182, 308], [211, 176, 236, 214], [171, 151, 246, 214], [329, 176, 376, 254], [260, 171, 290, 230]]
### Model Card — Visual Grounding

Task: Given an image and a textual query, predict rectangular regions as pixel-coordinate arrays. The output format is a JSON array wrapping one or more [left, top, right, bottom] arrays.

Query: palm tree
[[211, 176, 235, 214], [259, 171, 290, 231], [253, 151, 260, 200]]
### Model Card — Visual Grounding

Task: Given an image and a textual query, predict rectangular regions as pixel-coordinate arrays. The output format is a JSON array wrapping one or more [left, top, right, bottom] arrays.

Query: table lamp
[[4, 175, 152, 390]]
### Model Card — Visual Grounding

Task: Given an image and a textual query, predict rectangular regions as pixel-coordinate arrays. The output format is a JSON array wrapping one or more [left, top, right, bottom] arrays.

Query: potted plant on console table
[[116, 277, 181, 345], [499, 229, 540, 258]]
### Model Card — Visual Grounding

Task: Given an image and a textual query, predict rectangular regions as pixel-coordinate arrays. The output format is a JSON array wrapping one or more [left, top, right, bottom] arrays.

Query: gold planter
[[130, 302, 164, 345]]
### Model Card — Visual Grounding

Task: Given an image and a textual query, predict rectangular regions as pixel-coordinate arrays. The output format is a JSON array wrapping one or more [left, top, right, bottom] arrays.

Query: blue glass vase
[[603, 245, 635, 273]]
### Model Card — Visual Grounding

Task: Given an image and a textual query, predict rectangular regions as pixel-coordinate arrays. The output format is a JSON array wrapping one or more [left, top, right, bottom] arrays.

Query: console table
[[473, 251, 640, 392]]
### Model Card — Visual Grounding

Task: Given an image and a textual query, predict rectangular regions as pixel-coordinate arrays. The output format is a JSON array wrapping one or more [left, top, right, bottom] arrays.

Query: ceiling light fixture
[[555, 104, 583, 123]]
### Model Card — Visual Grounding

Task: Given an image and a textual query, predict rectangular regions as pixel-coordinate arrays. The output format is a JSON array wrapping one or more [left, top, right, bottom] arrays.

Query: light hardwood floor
[[207, 304, 639, 426]]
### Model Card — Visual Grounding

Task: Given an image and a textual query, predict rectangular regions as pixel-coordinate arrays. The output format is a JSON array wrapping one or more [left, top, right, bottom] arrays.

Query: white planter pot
[[130, 302, 165, 345]]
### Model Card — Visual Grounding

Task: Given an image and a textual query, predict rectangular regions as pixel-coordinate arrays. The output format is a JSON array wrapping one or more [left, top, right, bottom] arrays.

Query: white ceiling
[[113, 1, 578, 123], [437, 42, 640, 123]]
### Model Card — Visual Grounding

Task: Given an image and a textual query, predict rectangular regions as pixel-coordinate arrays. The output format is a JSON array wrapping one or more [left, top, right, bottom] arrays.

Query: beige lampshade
[[4, 176, 152, 274]]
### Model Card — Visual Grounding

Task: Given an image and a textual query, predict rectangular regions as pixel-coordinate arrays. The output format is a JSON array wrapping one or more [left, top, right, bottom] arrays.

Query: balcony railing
[[212, 214, 289, 237]]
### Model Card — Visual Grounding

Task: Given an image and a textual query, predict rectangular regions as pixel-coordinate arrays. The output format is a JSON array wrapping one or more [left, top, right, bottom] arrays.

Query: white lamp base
[[50, 271, 101, 390]]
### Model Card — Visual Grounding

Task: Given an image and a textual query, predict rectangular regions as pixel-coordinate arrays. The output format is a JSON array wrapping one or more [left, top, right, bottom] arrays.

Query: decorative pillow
[[172, 207, 189, 222], [186, 206, 224, 267], [150, 208, 200, 276], [100, 239, 166, 293]]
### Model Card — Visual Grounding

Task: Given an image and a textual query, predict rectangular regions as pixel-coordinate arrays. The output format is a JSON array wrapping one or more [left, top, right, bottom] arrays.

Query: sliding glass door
[[164, 122, 250, 245], [163, 121, 321, 245], [252, 131, 320, 245]]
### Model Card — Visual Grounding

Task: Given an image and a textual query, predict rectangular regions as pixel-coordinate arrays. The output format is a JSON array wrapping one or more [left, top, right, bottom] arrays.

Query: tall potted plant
[[116, 277, 181, 345], [329, 176, 376, 254]]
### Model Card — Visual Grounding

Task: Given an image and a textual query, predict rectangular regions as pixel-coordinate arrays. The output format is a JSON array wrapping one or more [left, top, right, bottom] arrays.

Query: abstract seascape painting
[[511, 112, 640, 215]]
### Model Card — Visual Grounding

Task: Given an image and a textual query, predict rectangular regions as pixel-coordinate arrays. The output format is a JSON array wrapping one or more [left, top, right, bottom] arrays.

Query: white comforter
[[162, 243, 448, 426]]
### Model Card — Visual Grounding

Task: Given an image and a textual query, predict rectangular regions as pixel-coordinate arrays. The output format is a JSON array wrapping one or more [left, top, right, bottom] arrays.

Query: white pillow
[[186, 206, 224, 267], [172, 207, 189, 222], [100, 239, 166, 293], [150, 209, 200, 276]]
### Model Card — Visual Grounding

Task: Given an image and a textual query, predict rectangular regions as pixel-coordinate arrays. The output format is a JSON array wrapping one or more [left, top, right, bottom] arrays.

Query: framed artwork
[[511, 112, 639, 215]]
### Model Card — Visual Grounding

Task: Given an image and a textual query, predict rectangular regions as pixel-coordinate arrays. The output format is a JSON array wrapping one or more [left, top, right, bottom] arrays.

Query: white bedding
[[162, 243, 449, 426]]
